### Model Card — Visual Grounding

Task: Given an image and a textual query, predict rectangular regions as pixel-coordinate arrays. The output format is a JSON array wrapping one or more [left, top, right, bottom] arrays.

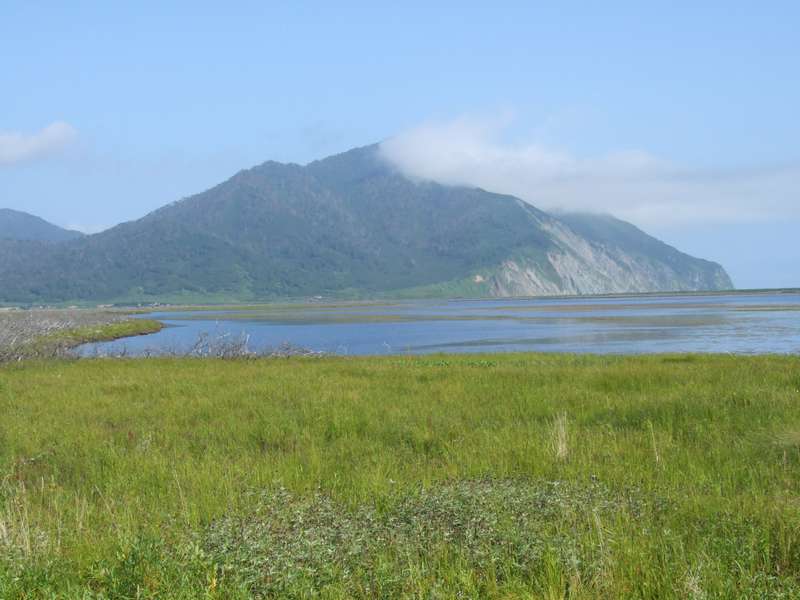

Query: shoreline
[[0, 313, 163, 362]]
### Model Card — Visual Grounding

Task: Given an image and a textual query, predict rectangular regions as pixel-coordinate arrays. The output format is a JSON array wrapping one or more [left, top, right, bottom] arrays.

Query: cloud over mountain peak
[[379, 116, 800, 227]]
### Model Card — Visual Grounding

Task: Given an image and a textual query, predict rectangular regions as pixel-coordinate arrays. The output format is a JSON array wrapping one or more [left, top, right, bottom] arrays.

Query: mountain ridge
[[0, 145, 732, 303], [0, 208, 84, 243]]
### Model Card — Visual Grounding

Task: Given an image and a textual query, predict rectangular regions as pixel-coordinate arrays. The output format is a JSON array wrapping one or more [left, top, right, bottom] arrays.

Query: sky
[[1, 2, 798, 289]]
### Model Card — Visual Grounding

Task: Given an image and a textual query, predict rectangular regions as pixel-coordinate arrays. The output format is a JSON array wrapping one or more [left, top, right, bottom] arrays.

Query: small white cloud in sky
[[379, 116, 800, 227], [0, 122, 77, 166]]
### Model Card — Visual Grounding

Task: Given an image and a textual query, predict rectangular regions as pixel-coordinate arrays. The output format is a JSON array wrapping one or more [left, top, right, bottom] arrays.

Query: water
[[79, 290, 800, 356]]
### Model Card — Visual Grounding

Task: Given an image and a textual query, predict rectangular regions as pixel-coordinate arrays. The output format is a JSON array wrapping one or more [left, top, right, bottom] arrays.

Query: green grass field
[[1, 353, 799, 598]]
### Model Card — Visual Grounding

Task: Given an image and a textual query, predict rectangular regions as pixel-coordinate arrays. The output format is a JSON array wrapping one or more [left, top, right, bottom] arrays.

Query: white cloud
[[379, 116, 800, 227], [0, 122, 77, 166]]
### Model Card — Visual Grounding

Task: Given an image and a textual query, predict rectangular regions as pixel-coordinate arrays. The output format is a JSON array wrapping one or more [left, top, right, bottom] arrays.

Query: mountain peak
[[306, 143, 393, 187]]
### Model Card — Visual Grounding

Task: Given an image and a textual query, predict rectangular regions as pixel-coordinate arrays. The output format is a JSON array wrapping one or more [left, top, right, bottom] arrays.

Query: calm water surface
[[79, 290, 800, 356]]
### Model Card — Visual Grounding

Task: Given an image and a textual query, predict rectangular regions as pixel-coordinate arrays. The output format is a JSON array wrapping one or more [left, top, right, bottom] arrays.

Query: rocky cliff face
[[488, 213, 732, 296]]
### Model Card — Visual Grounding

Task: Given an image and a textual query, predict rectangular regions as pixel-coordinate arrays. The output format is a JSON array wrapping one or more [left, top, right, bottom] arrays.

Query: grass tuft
[[551, 412, 569, 461]]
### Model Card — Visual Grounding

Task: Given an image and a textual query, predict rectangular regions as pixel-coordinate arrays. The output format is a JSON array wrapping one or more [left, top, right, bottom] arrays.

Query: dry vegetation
[[0, 309, 161, 362]]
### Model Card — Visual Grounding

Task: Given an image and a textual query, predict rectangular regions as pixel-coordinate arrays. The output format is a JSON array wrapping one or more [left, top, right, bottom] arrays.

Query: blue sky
[[2, 1, 798, 288]]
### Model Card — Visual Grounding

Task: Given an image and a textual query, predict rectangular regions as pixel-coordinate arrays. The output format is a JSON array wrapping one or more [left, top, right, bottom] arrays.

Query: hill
[[0, 208, 83, 243], [0, 145, 732, 303]]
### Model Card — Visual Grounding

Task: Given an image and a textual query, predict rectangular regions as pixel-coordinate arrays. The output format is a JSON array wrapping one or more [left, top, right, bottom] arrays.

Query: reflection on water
[[79, 290, 800, 356]]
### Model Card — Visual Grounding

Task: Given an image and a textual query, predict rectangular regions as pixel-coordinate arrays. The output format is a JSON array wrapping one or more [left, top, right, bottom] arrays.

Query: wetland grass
[[1, 353, 799, 597]]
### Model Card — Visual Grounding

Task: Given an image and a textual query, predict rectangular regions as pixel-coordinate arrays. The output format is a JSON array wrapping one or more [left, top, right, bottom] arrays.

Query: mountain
[[0, 209, 84, 243], [0, 145, 732, 303]]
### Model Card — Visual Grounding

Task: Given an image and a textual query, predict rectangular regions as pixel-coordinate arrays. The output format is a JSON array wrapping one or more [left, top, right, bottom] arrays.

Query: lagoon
[[79, 290, 800, 356]]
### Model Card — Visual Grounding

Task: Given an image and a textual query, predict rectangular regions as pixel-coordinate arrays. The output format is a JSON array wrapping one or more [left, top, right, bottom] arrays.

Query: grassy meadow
[[1, 353, 799, 598]]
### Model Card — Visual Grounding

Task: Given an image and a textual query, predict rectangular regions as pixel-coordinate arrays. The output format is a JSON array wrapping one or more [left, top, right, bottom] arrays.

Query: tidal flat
[[1, 352, 800, 598]]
